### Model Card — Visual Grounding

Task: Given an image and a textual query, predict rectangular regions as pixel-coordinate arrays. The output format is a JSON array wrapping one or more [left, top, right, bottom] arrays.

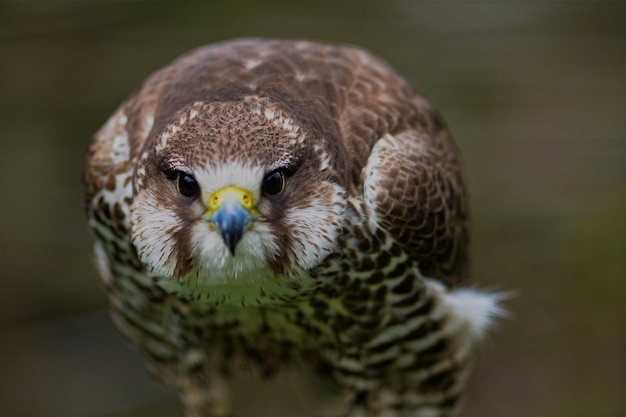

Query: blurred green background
[[1, 1, 624, 416]]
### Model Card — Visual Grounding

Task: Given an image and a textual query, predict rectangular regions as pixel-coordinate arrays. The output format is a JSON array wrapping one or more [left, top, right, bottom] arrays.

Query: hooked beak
[[202, 186, 257, 255]]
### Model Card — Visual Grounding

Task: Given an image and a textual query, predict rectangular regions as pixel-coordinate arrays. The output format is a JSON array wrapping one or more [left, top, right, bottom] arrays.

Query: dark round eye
[[262, 170, 286, 196], [177, 172, 200, 198]]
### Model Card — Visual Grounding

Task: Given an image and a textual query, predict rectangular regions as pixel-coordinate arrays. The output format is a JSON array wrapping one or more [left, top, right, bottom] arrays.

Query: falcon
[[84, 38, 501, 417]]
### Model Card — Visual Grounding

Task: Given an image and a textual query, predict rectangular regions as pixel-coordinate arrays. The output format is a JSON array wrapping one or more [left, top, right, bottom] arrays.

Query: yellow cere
[[206, 186, 258, 215]]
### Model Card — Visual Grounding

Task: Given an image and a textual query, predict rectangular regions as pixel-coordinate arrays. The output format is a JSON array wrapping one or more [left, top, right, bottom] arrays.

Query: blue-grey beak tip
[[208, 200, 254, 256]]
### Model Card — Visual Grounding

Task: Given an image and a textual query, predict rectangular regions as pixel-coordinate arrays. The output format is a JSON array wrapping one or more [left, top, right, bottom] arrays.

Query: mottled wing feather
[[364, 126, 469, 287], [329, 48, 469, 286], [83, 97, 180, 384]]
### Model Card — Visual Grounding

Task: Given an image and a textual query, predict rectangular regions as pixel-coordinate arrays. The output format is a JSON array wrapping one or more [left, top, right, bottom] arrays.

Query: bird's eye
[[177, 172, 200, 198], [262, 170, 286, 196]]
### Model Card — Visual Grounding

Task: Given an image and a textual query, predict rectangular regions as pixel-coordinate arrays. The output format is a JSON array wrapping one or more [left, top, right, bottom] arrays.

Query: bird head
[[130, 97, 348, 295]]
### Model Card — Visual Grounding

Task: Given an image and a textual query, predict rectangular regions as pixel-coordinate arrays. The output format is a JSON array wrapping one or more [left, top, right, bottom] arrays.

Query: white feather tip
[[445, 288, 512, 342]]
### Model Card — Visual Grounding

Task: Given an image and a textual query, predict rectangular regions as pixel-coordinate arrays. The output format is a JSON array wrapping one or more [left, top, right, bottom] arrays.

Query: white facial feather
[[188, 219, 278, 285], [284, 182, 345, 271], [130, 190, 182, 278], [193, 161, 265, 200]]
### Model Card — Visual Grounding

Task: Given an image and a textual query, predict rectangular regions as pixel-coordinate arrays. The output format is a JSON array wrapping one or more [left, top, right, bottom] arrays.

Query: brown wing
[[334, 50, 470, 287], [271, 41, 470, 287], [362, 124, 469, 287]]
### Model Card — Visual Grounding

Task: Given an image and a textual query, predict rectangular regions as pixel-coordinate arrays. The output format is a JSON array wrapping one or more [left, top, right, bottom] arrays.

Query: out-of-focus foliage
[[1, 1, 623, 415]]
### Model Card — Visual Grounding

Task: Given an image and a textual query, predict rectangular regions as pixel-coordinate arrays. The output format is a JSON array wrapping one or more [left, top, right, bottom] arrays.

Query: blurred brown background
[[1, 2, 624, 416]]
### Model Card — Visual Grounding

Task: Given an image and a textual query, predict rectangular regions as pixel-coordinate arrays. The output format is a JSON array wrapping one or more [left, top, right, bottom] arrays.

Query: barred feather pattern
[[84, 39, 502, 417], [87, 187, 494, 417]]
